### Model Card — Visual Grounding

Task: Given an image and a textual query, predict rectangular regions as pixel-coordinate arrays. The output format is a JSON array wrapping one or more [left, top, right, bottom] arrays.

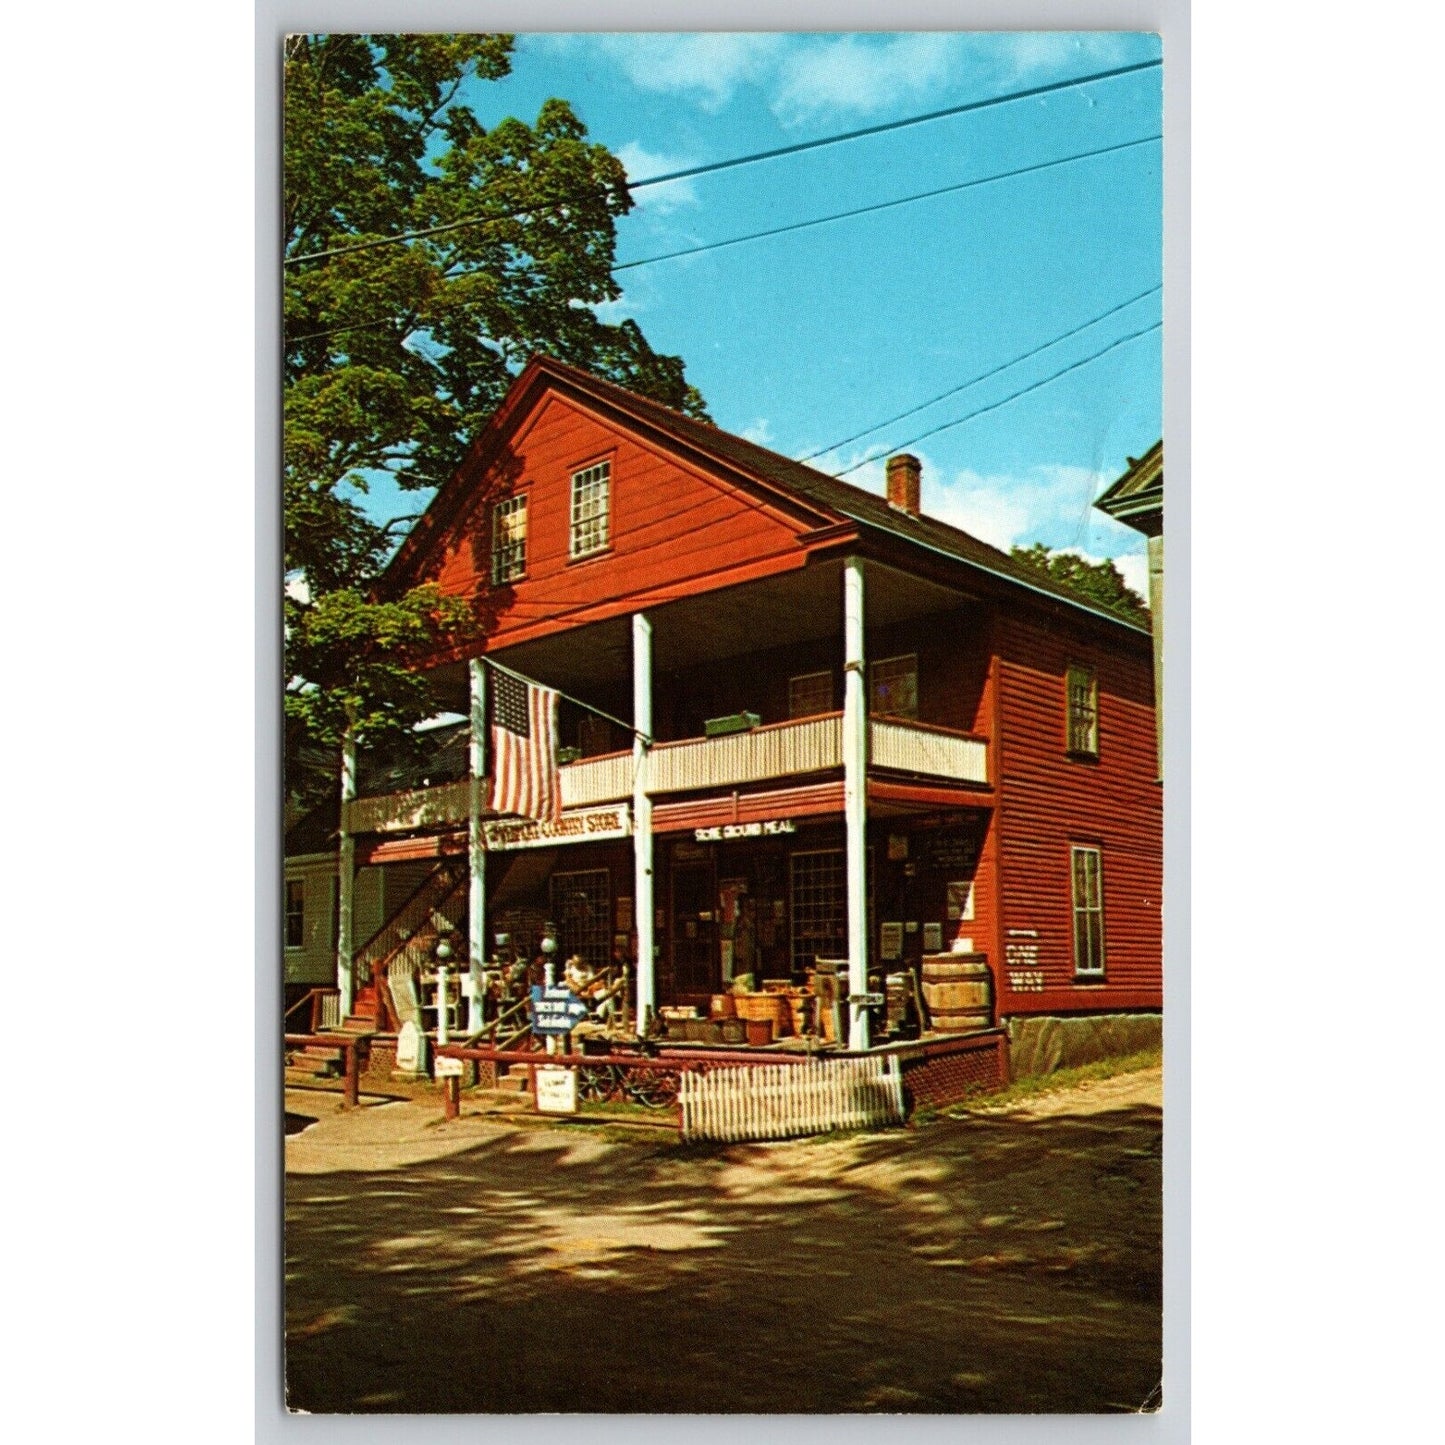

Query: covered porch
[[332, 554, 998, 1052]]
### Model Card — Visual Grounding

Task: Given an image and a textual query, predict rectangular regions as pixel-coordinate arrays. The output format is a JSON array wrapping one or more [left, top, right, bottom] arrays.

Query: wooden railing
[[345, 779, 472, 834], [559, 750, 634, 809], [650, 714, 842, 794], [342, 715, 988, 833], [870, 718, 988, 785]]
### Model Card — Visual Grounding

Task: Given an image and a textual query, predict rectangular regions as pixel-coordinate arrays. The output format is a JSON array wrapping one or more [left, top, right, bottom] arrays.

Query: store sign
[[694, 818, 797, 843], [529, 985, 590, 1035], [535, 1066, 579, 1114], [484, 804, 630, 852]]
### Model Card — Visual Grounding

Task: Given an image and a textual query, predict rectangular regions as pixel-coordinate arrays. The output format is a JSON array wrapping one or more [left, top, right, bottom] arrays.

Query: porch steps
[[494, 1065, 533, 1095], [287, 1041, 345, 1077]]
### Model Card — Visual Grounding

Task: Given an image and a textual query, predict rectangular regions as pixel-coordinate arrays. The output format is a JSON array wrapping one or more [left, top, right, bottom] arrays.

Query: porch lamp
[[434, 930, 455, 1046], [540, 925, 558, 990]]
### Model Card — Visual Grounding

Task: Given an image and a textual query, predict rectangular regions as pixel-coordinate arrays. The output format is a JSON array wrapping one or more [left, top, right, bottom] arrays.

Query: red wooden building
[[291, 356, 1161, 1064]]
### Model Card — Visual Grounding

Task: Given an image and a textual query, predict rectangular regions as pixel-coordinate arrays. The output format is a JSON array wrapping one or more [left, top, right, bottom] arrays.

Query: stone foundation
[[1005, 1013, 1161, 1079]]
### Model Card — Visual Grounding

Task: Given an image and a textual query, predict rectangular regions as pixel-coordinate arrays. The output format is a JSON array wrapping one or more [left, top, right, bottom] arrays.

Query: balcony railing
[[870, 718, 989, 785], [566, 714, 988, 803], [345, 714, 988, 832]]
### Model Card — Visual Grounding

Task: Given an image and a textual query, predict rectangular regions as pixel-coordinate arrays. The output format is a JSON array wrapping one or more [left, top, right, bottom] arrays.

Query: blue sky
[[369, 31, 1163, 598]]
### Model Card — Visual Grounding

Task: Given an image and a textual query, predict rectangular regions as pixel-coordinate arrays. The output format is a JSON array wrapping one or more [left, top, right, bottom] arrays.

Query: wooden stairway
[[287, 985, 380, 1078]]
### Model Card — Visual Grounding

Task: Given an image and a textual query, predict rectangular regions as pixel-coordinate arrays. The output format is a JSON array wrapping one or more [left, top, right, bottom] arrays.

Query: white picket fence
[[677, 1055, 906, 1143]]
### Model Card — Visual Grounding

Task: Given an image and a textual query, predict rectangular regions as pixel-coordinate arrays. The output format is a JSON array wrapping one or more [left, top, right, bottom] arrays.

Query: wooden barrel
[[921, 954, 992, 1034], [709, 993, 737, 1019]]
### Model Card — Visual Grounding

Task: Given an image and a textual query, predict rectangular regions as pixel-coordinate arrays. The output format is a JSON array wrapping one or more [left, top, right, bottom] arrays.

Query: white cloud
[[771, 33, 972, 125], [740, 418, 774, 447], [990, 31, 1138, 85], [572, 33, 785, 110], [614, 142, 699, 213]]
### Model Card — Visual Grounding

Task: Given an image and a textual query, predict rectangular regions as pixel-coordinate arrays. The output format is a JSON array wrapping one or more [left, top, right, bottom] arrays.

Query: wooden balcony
[[564, 713, 988, 806], [345, 715, 989, 832]]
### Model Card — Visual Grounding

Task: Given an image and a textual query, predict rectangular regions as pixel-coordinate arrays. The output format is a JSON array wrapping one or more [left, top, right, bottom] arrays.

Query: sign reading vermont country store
[[484, 804, 631, 851]]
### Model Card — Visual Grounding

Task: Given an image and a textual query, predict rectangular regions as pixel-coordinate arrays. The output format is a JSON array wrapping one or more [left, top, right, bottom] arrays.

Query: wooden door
[[670, 860, 717, 999]]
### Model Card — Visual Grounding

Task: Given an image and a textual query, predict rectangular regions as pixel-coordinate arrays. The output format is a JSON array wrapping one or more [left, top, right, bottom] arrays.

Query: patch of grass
[[952, 1047, 1162, 1115]]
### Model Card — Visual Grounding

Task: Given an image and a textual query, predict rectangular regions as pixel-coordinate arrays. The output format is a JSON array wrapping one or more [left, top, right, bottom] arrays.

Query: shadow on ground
[[284, 1104, 1161, 1414]]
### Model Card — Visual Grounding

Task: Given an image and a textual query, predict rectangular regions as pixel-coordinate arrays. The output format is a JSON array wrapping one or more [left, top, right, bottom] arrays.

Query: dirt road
[[284, 1066, 1161, 1414]]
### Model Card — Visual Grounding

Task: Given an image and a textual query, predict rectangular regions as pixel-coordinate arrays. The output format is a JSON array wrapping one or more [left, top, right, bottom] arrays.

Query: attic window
[[491, 494, 528, 584], [569, 461, 611, 559]]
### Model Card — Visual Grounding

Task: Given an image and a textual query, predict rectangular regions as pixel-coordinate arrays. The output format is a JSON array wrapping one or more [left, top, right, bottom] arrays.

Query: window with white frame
[[1070, 845, 1106, 977], [569, 460, 611, 558], [789, 847, 874, 974], [869, 654, 918, 720], [788, 670, 833, 719], [491, 494, 528, 583], [285, 879, 305, 950], [1066, 664, 1099, 756]]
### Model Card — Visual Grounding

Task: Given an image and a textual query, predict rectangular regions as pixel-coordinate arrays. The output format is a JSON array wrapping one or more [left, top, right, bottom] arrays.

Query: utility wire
[[800, 280, 1161, 462], [285, 58, 1162, 266], [614, 135, 1159, 273], [832, 319, 1163, 478], [287, 135, 1161, 345]]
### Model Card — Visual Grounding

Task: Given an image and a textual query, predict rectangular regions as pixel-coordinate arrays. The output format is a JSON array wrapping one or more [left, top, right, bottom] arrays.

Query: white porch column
[[632, 613, 656, 1031], [468, 658, 488, 1032], [335, 723, 357, 1020], [843, 556, 870, 1050]]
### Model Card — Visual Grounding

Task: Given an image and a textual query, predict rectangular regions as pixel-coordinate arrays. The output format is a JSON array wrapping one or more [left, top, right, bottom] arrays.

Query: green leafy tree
[[284, 33, 707, 810], [1010, 543, 1150, 626]]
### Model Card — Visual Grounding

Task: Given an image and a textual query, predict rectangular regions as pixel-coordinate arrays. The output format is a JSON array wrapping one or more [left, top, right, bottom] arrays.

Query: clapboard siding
[[994, 611, 1161, 1014], [421, 395, 815, 646]]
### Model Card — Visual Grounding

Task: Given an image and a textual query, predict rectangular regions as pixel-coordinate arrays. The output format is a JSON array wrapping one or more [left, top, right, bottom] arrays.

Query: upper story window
[[1066, 664, 1099, 757], [788, 670, 833, 719], [285, 879, 305, 950], [1070, 844, 1106, 977], [491, 494, 528, 584], [869, 654, 918, 720], [569, 460, 611, 559], [578, 714, 614, 757]]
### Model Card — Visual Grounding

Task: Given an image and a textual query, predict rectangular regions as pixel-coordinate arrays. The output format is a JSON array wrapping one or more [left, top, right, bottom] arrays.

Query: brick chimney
[[886, 453, 922, 516]]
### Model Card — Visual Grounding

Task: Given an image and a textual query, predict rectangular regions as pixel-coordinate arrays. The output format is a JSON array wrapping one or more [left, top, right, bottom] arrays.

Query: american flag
[[488, 668, 561, 824]]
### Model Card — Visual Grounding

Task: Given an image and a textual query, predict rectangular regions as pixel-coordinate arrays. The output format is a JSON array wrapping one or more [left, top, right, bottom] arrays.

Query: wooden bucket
[[709, 993, 737, 1019], [922, 955, 992, 1033], [744, 1017, 774, 1046]]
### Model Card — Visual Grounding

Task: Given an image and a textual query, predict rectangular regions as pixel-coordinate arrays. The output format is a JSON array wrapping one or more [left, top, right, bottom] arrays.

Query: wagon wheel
[[578, 1063, 626, 1103], [623, 1067, 680, 1109], [577, 1064, 612, 1102]]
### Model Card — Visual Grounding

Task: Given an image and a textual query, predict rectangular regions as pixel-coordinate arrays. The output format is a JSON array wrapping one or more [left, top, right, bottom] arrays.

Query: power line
[[630, 58, 1160, 185], [800, 280, 1161, 462], [614, 135, 1159, 273], [832, 319, 1163, 477], [285, 58, 1161, 266], [288, 135, 1160, 346]]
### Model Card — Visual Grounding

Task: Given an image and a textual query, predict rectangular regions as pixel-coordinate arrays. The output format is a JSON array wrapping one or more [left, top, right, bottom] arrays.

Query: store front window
[[549, 868, 611, 970]]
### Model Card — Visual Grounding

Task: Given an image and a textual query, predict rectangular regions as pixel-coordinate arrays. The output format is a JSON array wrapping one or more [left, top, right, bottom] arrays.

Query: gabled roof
[[1094, 441, 1163, 537], [386, 355, 1150, 635]]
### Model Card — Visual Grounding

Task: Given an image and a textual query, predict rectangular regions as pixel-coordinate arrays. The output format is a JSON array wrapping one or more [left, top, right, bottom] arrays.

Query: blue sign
[[529, 985, 590, 1035]]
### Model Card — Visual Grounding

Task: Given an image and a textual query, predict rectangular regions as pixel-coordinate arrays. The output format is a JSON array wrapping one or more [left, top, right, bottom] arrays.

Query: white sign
[[434, 1057, 464, 1078], [535, 1065, 579, 1114], [694, 819, 796, 842], [484, 805, 630, 852]]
